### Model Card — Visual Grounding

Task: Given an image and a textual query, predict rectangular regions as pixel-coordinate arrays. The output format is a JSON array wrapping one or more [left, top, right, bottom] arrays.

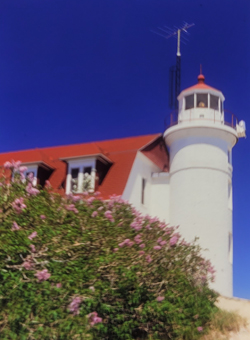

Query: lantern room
[[177, 73, 227, 126]]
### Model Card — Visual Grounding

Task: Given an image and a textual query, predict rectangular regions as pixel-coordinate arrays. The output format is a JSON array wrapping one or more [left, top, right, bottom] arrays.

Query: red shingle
[[0, 134, 168, 198]]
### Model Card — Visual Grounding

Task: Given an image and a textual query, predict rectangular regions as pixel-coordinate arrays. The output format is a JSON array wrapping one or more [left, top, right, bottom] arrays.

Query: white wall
[[151, 173, 170, 222], [165, 128, 235, 297], [122, 152, 170, 222]]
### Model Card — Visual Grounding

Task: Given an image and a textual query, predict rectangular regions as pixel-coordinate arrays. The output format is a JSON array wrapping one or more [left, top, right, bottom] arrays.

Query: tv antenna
[[152, 22, 194, 110]]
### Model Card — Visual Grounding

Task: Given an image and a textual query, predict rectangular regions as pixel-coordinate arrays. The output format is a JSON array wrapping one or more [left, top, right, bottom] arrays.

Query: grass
[[200, 308, 248, 340]]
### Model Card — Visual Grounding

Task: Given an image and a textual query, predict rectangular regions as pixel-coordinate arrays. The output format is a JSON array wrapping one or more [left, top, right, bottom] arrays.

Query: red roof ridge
[[0, 133, 162, 155]]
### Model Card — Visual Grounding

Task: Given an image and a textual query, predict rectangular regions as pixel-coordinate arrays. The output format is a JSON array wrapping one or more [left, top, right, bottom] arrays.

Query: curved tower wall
[[165, 124, 236, 296]]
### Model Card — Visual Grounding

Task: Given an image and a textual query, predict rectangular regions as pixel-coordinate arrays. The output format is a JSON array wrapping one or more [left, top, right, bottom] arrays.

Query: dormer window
[[65, 158, 96, 194]]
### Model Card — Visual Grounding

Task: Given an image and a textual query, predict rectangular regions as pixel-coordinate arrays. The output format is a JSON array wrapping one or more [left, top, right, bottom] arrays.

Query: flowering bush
[[0, 162, 218, 339]]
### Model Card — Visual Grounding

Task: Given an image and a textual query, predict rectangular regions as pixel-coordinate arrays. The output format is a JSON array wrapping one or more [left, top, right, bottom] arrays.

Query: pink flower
[[130, 221, 142, 231], [156, 296, 164, 302], [27, 172, 34, 180], [104, 210, 114, 223], [13, 160, 21, 169], [197, 327, 203, 332], [160, 240, 167, 246], [94, 191, 101, 196], [40, 215, 46, 220], [72, 195, 81, 202], [92, 211, 98, 217], [113, 248, 119, 252], [139, 250, 145, 255], [12, 197, 26, 214], [169, 235, 178, 246], [139, 243, 145, 248], [11, 221, 20, 231], [19, 166, 28, 173], [146, 255, 152, 263], [134, 234, 142, 244], [34, 269, 51, 282], [45, 180, 51, 188], [30, 244, 36, 252], [56, 283, 62, 288], [157, 237, 162, 243], [28, 231, 37, 240], [68, 296, 82, 315], [26, 182, 39, 196], [118, 239, 133, 248], [87, 197, 95, 204], [65, 204, 79, 214], [153, 245, 162, 250], [22, 260, 34, 270], [128, 241, 134, 247], [4, 161, 12, 169], [87, 311, 102, 326], [97, 206, 103, 211]]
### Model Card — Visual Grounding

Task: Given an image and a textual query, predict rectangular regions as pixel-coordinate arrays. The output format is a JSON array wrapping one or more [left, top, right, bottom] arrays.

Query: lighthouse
[[164, 73, 245, 297]]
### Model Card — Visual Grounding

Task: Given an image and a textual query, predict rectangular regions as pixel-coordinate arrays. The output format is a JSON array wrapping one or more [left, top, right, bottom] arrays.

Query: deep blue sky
[[0, 0, 249, 298]]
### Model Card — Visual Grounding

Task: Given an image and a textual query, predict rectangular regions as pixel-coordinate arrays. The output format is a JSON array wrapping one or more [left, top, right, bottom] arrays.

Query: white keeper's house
[[0, 73, 246, 297]]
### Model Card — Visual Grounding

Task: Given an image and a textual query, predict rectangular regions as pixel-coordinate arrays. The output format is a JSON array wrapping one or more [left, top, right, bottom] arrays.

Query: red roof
[[182, 74, 220, 93], [0, 134, 169, 199]]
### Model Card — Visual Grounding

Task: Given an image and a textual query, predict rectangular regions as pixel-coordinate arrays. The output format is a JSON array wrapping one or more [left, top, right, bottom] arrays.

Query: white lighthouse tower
[[164, 73, 245, 297]]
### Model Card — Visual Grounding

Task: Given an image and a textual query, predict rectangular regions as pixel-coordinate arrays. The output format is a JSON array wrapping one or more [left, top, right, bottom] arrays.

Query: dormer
[[61, 154, 112, 195], [20, 161, 54, 187]]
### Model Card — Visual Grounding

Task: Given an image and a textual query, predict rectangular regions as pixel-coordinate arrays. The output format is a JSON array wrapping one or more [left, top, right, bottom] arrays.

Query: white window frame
[[19, 164, 38, 186], [65, 157, 96, 195]]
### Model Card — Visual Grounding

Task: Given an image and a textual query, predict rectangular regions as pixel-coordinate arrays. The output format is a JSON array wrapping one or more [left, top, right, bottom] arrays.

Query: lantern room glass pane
[[197, 93, 208, 108], [210, 95, 219, 110], [185, 94, 194, 110]]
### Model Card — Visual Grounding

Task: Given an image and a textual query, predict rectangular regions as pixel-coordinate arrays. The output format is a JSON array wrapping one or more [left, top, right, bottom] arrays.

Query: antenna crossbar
[[151, 22, 194, 110]]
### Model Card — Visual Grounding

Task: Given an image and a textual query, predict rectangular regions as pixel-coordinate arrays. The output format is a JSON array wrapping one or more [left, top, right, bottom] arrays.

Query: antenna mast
[[152, 22, 194, 110]]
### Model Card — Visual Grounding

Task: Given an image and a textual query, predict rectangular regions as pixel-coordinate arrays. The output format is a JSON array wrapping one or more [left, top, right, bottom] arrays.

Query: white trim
[[66, 157, 96, 194]]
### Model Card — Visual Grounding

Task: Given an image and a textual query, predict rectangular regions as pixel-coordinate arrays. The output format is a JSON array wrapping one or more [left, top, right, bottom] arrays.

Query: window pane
[[141, 178, 146, 204], [210, 95, 219, 110], [84, 166, 92, 175], [71, 168, 79, 179], [185, 95, 194, 110], [197, 93, 208, 108], [71, 168, 79, 192]]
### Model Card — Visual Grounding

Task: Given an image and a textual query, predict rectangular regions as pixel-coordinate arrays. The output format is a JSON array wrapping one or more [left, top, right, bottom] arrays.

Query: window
[[71, 168, 79, 192], [185, 94, 194, 110], [228, 150, 232, 165], [84, 166, 92, 175], [228, 180, 232, 210], [210, 95, 219, 110], [65, 158, 96, 195], [141, 178, 146, 204], [21, 166, 38, 186], [197, 93, 208, 108], [220, 100, 223, 113], [228, 232, 233, 264]]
